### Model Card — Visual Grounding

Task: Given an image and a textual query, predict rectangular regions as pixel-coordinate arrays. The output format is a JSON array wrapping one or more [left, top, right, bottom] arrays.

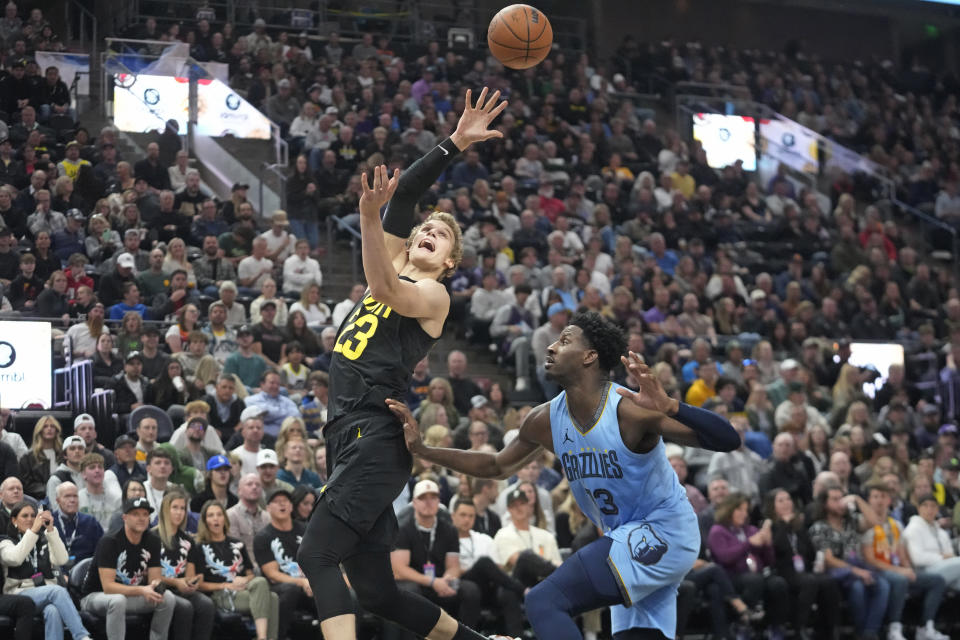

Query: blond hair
[[30, 416, 63, 459], [407, 211, 463, 279]]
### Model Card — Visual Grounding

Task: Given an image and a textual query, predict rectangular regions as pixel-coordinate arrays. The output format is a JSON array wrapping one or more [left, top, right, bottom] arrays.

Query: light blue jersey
[[550, 382, 700, 637]]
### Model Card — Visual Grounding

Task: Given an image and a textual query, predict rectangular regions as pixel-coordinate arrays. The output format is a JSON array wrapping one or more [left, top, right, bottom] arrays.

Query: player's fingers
[[475, 86, 489, 109], [360, 172, 370, 194], [482, 89, 501, 112], [614, 387, 637, 401], [488, 100, 508, 119], [482, 130, 504, 141], [464, 88, 472, 109]]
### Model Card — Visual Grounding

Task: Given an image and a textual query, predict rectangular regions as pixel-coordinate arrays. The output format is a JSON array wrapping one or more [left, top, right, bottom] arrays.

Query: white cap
[[73, 413, 95, 429], [257, 449, 279, 467], [780, 358, 800, 371], [63, 435, 86, 449], [240, 406, 266, 422], [412, 479, 440, 500], [117, 253, 135, 269]]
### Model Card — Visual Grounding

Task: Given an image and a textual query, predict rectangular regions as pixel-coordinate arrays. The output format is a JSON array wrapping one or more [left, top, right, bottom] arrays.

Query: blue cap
[[206, 455, 231, 471], [547, 302, 570, 318]]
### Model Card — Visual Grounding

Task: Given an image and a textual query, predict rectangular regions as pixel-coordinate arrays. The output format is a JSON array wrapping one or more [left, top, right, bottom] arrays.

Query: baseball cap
[[237, 325, 254, 337], [923, 404, 941, 416], [117, 253, 135, 269], [939, 424, 959, 436], [63, 435, 86, 449], [206, 454, 231, 471], [125, 350, 143, 363], [114, 434, 136, 449], [257, 449, 279, 467], [412, 479, 440, 500], [66, 208, 85, 221], [241, 406, 266, 422], [470, 395, 489, 410], [123, 497, 154, 514], [917, 493, 939, 506], [231, 182, 250, 191], [944, 457, 960, 471], [872, 433, 890, 447], [271, 210, 289, 226], [253, 18, 266, 26], [750, 289, 766, 301], [780, 358, 800, 371], [260, 300, 277, 310], [277, 78, 291, 89], [505, 487, 528, 506], [547, 302, 570, 318], [73, 413, 95, 429]]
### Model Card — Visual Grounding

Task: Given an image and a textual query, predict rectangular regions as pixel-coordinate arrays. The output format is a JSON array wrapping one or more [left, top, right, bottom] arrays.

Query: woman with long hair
[[765, 488, 840, 639], [707, 493, 789, 636], [31, 231, 61, 283], [154, 490, 215, 640], [282, 310, 321, 362], [833, 364, 867, 410], [837, 400, 874, 439], [289, 283, 331, 328], [35, 270, 70, 321], [148, 359, 197, 408], [116, 310, 144, 357], [515, 480, 553, 533], [414, 377, 461, 428], [274, 416, 309, 468], [91, 332, 122, 387], [165, 303, 201, 353], [163, 238, 197, 289], [18, 417, 63, 498], [0, 502, 92, 640], [804, 424, 831, 475], [196, 501, 279, 640], [291, 485, 316, 523], [250, 278, 289, 326]]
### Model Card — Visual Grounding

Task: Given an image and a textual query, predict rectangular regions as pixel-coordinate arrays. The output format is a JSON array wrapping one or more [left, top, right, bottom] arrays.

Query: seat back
[[128, 404, 174, 442]]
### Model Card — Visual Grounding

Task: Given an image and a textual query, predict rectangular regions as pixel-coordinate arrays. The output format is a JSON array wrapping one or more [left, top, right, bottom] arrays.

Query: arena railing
[[64, 0, 98, 63], [326, 214, 363, 284]]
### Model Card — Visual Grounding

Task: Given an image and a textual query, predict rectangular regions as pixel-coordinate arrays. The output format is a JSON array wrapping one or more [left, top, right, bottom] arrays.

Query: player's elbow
[[714, 424, 741, 452]]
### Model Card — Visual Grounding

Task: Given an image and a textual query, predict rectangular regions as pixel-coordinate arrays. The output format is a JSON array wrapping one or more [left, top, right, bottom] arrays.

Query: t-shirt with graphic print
[[198, 536, 252, 583], [252, 522, 305, 578], [159, 529, 202, 579], [83, 527, 162, 595]]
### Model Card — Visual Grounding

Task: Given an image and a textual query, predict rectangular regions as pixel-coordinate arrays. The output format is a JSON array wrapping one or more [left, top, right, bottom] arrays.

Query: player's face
[[544, 325, 590, 382], [408, 220, 455, 275]]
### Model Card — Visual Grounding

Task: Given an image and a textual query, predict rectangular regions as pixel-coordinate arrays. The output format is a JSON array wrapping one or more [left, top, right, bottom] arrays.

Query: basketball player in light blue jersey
[[387, 312, 739, 640]]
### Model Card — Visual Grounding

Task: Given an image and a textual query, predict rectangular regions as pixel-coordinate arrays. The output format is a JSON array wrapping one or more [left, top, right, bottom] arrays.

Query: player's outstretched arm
[[616, 352, 740, 452], [381, 87, 508, 258], [386, 399, 547, 479]]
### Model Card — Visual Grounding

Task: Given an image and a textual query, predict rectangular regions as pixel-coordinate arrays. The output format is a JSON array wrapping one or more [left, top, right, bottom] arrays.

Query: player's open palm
[[386, 399, 424, 453], [616, 351, 678, 415], [454, 87, 508, 146], [359, 164, 400, 216]]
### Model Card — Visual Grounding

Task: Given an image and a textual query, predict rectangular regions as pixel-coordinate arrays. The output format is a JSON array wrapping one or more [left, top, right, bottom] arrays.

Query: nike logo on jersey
[[438, 145, 449, 156]]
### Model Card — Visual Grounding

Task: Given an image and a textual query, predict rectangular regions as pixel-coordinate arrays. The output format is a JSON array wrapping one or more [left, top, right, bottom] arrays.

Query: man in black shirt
[[254, 490, 316, 640], [468, 478, 501, 537], [446, 351, 483, 416], [80, 497, 176, 640], [253, 301, 284, 367], [134, 142, 171, 191], [391, 480, 482, 638]]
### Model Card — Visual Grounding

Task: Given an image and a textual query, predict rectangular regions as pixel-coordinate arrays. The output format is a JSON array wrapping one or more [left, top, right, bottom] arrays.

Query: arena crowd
[[1, 2, 960, 639]]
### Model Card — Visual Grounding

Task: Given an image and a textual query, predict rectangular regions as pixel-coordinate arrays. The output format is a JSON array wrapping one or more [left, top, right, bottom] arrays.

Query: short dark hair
[[571, 311, 627, 373], [454, 498, 476, 511], [146, 449, 172, 465]]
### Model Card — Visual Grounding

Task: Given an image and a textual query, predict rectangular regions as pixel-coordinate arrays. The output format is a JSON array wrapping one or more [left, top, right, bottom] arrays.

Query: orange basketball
[[487, 4, 553, 70]]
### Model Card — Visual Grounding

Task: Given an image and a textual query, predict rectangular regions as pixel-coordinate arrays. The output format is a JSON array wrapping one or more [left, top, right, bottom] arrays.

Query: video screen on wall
[[692, 113, 757, 171], [759, 118, 819, 174], [845, 342, 905, 399]]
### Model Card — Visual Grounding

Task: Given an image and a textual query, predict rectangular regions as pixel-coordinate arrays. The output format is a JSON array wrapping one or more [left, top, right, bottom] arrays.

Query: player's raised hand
[[615, 351, 680, 415], [386, 399, 425, 453], [359, 164, 400, 217], [451, 87, 508, 149]]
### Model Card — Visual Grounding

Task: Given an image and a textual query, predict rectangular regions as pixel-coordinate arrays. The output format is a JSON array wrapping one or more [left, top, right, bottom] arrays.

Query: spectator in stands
[[138, 326, 170, 381], [53, 481, 100, 563], [134, 143, 170, 191], [277, 438, 320, 489], [173, 170, 207, 219], [77, 452, 120, 530], [0, 476, 28, 531], [707, 493, 788, 638], [110, 351, 149, 415], [223, 325, 268, 391], [237, 236, 274, 296], [245, 369, 299, 438], [226, 472, 271, 571], [143, 449, 180, 513], [19, 415, 63, 500], [666, 445, 708, 514], [80, 496, 176, 640], [153, 490, 215, 640], [217, 280, 247, 325], [0, 501, 93, 640], [706, 417, 763, 501], [766, 488, 841, 640], [167, 150, 190, 192], [256, 449, 293, 503], [254, 489, 317, 639], [7, 252, 41, 311], [493, 487, 561, 590], [282, 238, 322, 297], [250, 279, 289, 326], [759, 433, 813, 506], [0, 409, 26, 461], [230, 409, 268, 475], [861, 482, 949, 640], [189, 454, 237, 513], [104, 434, 145, 496], [46, 434, 86, 501], [205, 374, 244, 443], [809, 485, 888, 640], [97, 251, 137, 307]]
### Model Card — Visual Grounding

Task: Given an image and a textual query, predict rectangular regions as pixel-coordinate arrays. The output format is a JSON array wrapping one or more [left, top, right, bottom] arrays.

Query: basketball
[[487, 4, 553, 70]]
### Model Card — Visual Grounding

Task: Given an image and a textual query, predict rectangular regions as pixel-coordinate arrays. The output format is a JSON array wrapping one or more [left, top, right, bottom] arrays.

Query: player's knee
[[352, 578, 397, 617], [297, 533, 337, 571]]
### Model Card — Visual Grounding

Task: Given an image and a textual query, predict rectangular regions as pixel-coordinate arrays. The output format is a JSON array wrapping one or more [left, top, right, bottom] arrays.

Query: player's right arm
[[387, 399, 550, 479]]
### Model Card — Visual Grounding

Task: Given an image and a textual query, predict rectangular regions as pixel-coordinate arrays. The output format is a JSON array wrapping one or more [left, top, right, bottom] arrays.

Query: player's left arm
[[616, 351, 740, 452], [358, 165, 451, 323]]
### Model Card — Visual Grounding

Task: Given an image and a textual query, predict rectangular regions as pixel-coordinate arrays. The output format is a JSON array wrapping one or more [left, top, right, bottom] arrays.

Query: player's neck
[[564, 377, 609, 419], [399, 262, 442, 283]]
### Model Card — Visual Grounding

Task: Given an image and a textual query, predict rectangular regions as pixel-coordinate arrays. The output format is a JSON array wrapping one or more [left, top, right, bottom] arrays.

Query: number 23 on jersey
[[333, 294, 393, 360]]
